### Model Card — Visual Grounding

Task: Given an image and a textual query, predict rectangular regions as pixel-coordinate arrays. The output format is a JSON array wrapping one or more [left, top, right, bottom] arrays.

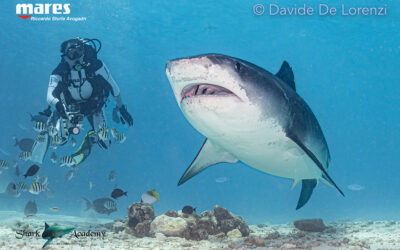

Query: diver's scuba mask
[[66, 43, 84, 60]]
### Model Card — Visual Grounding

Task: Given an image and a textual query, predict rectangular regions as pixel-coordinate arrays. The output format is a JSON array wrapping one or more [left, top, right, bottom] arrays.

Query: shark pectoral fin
[[178, 139, 238, 186], [276, 61, 296, 91], [285, 130, 344, 197], [296, 179, 317, 210], [42, 238, 52, 248]]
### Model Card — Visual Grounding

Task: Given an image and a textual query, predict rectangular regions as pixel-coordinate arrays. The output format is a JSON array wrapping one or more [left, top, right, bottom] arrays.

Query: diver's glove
[[119, 105, 133, 127], [55, 101, 68, 119]]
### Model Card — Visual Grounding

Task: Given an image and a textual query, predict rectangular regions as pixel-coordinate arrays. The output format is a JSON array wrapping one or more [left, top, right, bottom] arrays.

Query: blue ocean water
[[0, 0, 399, 225]]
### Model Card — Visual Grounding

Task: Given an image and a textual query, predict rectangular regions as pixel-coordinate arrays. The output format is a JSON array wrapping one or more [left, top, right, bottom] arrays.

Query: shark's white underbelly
[[182, 98, 322, 180]]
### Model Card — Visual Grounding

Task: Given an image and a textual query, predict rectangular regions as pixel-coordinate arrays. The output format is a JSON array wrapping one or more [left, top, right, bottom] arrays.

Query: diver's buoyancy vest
[[52, 59, 111, 116]]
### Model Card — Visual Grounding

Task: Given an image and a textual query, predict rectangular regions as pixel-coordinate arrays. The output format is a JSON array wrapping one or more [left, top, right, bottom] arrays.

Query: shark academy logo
[[16, 3, 71, 19]]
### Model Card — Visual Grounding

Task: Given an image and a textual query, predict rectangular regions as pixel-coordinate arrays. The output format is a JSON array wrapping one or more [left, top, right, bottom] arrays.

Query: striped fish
[[33, 121, 47, 132], [16, 182, 28, 192], [111, 128, 118, 138], [104, 199, 117, 210], [29, 182, 46, 195], [114, 133, 127, 144], [0, 160, 9, 169], [19, 151, 32, 161], [98, 127, 109, 142], [60, 156, 76, 167]]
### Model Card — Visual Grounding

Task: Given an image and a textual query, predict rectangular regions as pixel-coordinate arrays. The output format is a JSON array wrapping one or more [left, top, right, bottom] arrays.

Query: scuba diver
[[34, 38, 133, 165]]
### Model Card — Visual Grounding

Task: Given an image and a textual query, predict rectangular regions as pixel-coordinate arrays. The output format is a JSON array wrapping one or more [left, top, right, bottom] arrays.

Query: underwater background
[[0, 0, 399, 225]]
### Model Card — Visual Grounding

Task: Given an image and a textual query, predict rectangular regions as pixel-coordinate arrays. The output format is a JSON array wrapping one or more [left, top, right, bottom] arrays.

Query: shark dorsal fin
[[276, 61, 296, 91], [45, 222, 49, 230], [178, 139, 238, 185]]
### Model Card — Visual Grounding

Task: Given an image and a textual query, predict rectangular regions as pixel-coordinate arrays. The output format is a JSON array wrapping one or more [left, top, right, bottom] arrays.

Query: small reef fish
[[65, 170, 74, 182], [182, 205, 196, 215], [34, 121, 47, 132], [109, 170, 116, 182], [0, 160, 9, 169], [42, 222, 75, 248], [114, 133, 127, 144], [60, 156, 76, 167], [111, 188, 127, 199], [89, 181, 93, 191], [29, 182, 47, 195], [49, 207, 60, 212], [141, 189, 159, 205], [83, 197, 117, 215], [98, 127, 109, 142], [50, 152, 57, 164], [111, 128, 118, 138], [215, 177, 230, 183], [347, 184, 365, 191], [16, 182, 28, 192], [24, 200, 37, 217], [24, 164, 40, 178], [19, 151, 32, 161], [71, 137, 76, 147], [6, 182, 20, 197], [13, 136, 34, 152]]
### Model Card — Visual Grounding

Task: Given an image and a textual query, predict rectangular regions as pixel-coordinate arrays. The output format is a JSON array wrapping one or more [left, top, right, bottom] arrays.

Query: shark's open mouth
[[181, 84, 237, 101]]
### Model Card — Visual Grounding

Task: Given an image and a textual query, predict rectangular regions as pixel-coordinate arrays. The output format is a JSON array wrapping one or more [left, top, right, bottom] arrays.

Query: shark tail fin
[[296, 179, 317, 210], [42, 238, 52, 248], [82, 198, 92, 211]]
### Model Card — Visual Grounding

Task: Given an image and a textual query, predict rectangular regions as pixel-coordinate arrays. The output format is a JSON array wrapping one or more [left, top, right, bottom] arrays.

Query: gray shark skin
[[165, 54, 344, 209]]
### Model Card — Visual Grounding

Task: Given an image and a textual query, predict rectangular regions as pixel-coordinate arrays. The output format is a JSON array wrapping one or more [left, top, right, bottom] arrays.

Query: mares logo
[[16, 3, 71, 19]]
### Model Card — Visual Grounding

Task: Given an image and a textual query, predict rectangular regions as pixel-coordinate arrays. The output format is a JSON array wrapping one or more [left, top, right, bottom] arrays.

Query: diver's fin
[[296, 179, 317, 210], [276, 61, 296, 91], [42, 238, 52, 248], [291, 179, 300, 190], [285, 130, 344, 197], [178, 139, 238, 186], [82, 198, 92, 211]]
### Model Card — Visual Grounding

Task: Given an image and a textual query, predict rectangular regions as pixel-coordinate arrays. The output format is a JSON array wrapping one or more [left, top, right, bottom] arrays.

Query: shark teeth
[[181, 84, 236, 100]]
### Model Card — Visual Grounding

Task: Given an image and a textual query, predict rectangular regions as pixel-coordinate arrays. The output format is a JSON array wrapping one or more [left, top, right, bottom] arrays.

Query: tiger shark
[[165, 54, 344, 209]]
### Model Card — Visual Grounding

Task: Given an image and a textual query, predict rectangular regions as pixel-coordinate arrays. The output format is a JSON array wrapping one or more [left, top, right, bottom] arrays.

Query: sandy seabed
[[0, 211, 399, 249]]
